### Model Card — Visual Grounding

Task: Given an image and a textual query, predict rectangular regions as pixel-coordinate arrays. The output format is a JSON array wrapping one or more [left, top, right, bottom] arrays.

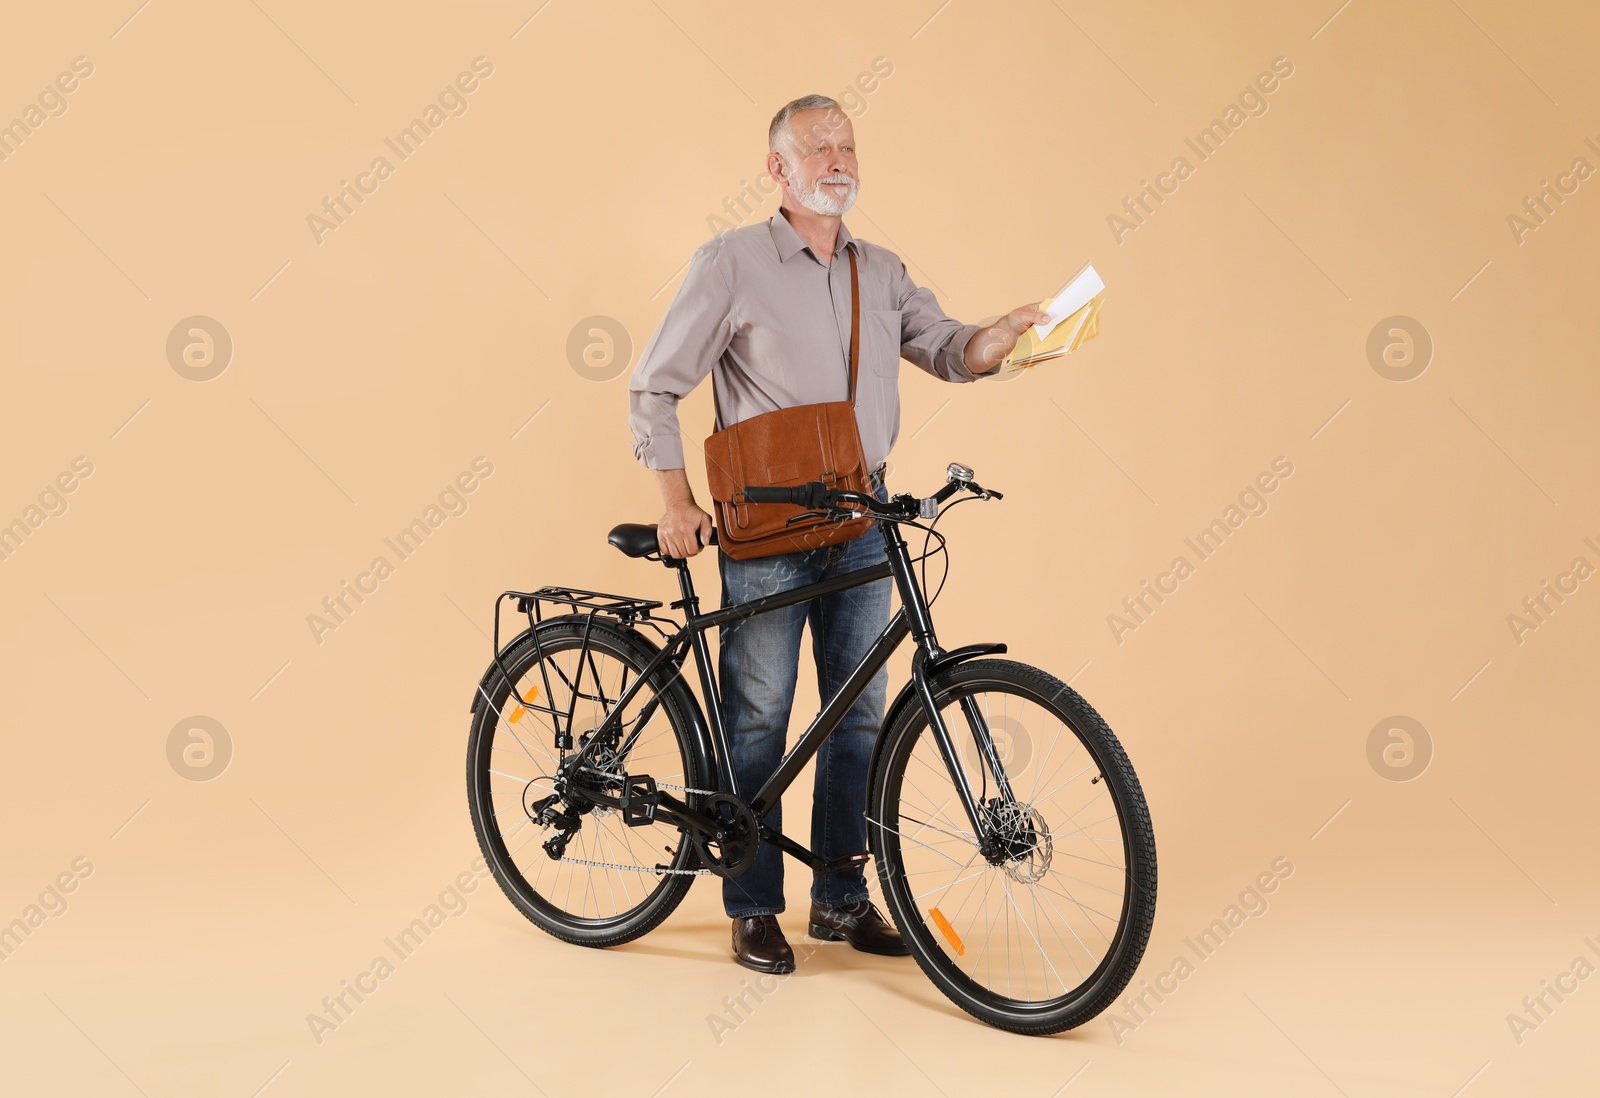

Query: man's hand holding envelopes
[[1002, 264, 1106, 372]]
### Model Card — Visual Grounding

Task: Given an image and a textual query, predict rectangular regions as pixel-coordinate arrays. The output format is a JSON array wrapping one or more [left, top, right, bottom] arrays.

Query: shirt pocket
[[862, 308, 903, 378]]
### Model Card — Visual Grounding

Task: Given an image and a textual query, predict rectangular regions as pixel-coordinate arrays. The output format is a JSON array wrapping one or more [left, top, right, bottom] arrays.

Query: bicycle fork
[[910, 654, 1021, 854], [883, 521, 1018, 860]]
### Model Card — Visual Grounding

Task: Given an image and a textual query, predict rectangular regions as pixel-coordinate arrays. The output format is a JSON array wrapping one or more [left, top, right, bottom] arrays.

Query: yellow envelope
[[1002, 294, 1104, 372]]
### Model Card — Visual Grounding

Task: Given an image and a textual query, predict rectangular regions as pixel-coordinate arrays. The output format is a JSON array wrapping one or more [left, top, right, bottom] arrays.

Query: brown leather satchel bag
[[703, 247, 874, 561]]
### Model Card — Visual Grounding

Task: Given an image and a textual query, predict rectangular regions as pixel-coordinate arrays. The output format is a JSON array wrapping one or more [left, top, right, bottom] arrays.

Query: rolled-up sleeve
[[893, 259, 995, 382], [627, 240, 735, 470]]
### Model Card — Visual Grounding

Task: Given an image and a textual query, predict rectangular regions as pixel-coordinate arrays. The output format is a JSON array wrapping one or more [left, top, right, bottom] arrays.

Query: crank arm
[[756, 823, 868, 874]]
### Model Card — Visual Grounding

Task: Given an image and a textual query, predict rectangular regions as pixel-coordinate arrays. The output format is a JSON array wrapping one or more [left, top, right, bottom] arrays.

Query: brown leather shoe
[[731, 915, 796, 974], [808, 899, 909, 956]]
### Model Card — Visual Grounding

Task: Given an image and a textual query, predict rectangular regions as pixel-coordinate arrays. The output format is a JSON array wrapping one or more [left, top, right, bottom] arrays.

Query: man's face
[[770, 109, 858, 217]]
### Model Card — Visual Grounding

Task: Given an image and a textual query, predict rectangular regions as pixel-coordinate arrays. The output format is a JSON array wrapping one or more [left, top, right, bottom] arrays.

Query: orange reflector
[[508, 686, 538, 723], [929, 907, 964, 956]]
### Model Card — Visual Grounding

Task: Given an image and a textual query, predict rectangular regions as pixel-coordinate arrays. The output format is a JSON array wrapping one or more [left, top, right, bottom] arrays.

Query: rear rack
[[508, 585, 663, 623], [479, 586, 676, 745]]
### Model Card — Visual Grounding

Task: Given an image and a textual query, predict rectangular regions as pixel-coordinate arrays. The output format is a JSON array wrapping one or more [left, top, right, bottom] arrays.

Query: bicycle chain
[[553, 856, 712, 877]]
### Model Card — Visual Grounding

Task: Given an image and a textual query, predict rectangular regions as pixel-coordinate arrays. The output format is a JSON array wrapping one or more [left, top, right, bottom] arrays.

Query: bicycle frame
[[495, 511, 1014, 874]]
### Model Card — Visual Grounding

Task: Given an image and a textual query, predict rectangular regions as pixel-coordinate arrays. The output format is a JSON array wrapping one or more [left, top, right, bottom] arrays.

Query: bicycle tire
[[868, 658, 1157, 1035]]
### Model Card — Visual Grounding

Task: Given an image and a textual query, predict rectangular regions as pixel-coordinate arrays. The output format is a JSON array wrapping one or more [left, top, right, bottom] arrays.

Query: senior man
[[627, 94, 1046, 975]]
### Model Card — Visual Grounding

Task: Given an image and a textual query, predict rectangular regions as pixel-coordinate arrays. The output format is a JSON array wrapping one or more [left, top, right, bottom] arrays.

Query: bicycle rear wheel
[[869, 659, 1156, 1035], [467, 617, 709, 947]]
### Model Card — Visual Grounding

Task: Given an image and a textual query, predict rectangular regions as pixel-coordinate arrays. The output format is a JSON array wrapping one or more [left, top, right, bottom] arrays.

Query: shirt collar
[[770, 208, 856, 265]]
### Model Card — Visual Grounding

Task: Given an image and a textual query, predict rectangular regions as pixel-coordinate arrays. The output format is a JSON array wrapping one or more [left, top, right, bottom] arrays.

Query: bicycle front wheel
[[869, 659, 1156, 1035]]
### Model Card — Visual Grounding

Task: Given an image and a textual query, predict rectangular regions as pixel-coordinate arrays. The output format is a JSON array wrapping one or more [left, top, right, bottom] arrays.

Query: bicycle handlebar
[[743, 484, 831, 508], [740, 463, 1002, 521]]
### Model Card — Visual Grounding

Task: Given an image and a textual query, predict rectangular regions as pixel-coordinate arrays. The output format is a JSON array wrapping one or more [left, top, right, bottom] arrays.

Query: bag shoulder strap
[[847, 244, 860, 405]]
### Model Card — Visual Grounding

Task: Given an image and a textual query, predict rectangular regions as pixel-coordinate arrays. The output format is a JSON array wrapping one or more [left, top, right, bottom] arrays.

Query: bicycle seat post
[[657, 527, 716, 609], [668, 551, 699, 613]]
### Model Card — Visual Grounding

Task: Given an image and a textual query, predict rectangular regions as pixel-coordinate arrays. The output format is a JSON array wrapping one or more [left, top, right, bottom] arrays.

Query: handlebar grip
[[743, 483, 824, 507]]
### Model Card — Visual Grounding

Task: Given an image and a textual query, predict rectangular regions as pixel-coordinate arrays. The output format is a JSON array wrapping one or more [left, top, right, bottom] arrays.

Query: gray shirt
[[627, 210, 998, 472]]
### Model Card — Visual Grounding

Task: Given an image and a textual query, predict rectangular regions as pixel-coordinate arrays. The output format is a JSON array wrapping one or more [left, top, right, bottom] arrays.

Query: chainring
[[691, 793, 760, 879]]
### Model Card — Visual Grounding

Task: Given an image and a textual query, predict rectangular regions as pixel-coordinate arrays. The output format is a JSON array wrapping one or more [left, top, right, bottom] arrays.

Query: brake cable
[[917, 492, 987, 607], [807, 485, 989, 609]]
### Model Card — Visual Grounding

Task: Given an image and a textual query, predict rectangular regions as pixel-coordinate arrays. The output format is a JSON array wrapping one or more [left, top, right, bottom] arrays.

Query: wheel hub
[[566, 727, 624, 806], [530, 728, 625, 847], [982, 798, 1053, 883]]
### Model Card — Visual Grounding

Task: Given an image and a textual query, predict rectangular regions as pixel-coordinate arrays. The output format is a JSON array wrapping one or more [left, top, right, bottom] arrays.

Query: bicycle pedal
[[619, 774, 658, 827], [818, 851, 871, 874]]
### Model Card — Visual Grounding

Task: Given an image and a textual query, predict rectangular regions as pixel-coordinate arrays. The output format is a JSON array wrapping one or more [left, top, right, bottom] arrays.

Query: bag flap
[[824, 401, 865, 479], [702, 423, 742, 503], [703, 399, 865, 509]]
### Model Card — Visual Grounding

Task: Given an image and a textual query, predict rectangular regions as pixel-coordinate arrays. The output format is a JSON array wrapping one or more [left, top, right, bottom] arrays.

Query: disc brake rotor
[[985, 799, 1054, 884]]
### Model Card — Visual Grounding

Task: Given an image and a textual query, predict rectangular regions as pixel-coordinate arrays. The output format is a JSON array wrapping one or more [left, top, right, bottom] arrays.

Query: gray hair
[[768, 94, 844, 154]]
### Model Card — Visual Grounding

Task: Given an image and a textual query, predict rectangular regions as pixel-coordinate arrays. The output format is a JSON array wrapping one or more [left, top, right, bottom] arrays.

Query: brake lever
[[807, 507, 866, 525], [783, 509, 861, 527], [917, 481, 1004, 517]]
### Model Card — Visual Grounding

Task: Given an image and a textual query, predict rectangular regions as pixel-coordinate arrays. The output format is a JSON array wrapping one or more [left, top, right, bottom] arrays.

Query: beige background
[[3, 0, 1597, 1093]]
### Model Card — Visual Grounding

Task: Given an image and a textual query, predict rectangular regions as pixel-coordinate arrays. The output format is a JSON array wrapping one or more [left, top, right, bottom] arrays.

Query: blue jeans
[[717, 479, 893, 917]]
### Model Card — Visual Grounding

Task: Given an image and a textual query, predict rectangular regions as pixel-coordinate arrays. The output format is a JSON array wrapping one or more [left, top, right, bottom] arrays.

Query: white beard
[[795, 172, 858, 216]]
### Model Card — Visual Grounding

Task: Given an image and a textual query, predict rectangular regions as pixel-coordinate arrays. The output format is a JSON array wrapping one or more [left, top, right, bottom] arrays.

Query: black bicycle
[[466, 462, 1156, 1034]]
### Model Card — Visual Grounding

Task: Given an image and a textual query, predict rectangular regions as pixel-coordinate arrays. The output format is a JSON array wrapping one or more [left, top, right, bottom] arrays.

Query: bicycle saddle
[[607, 523, 720, 559], [607, 524, 661, 558]]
